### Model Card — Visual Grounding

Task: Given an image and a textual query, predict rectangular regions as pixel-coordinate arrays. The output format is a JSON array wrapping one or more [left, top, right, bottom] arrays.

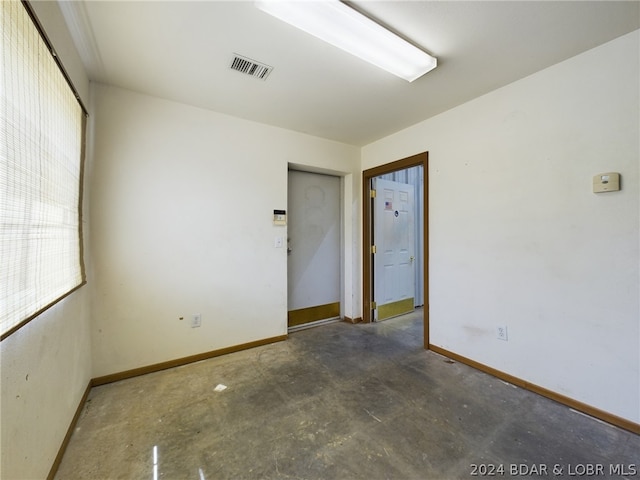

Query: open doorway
[[287, 169, 341, 331], [363, 152, 429, 348]]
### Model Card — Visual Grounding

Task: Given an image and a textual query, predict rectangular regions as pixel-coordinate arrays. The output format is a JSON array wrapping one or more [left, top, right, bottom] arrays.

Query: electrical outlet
[[191, 314, 202, 328], [496, 326, 508, 341]]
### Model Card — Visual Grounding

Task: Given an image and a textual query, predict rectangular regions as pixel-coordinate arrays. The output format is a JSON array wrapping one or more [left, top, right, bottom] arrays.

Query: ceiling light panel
[[255, 0, 437, 82]]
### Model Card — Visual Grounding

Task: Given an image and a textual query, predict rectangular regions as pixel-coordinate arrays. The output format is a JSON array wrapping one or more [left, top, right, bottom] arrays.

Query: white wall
[[90, 84, 360, 377], [362, 31, 640, 423], [0, 2, 93, 479], [2, 7, 635, 479]]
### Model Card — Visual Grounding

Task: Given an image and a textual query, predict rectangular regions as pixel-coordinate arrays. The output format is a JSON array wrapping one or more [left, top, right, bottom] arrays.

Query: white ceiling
[[59, 1, 640, 146]]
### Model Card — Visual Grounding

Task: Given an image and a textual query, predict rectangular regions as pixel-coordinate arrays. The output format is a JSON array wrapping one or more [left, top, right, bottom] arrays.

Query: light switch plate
[[593, 172, 620, 193]]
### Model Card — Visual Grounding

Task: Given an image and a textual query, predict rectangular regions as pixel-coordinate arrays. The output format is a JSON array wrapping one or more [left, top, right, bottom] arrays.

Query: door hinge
[[370, 189, 376, 198], [371, 245, 377, 254], [371, 301, 377, 309]]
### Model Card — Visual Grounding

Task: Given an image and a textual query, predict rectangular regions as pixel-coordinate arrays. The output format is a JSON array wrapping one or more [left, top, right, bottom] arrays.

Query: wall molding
[[92, 335, 288, 386], [344, 316, 362, 324], [429, 344, 640, 435], [47, 381, 92, 480]]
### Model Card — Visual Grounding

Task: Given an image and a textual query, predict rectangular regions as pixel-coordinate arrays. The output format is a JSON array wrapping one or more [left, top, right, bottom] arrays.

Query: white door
[[287, 171, 340, 328], [373, 178, 415, 321]]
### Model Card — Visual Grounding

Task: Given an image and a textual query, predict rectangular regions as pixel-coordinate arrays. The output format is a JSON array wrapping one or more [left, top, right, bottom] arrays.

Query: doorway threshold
[[288, 317, 342, 333]]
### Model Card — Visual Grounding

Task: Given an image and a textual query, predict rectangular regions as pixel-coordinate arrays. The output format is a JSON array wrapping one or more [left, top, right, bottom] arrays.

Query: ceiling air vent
[[230, 54, 273, 80]]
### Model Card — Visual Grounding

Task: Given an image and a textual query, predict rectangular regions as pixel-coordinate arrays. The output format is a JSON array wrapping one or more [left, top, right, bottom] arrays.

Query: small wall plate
[[593, 172, 620, 193]]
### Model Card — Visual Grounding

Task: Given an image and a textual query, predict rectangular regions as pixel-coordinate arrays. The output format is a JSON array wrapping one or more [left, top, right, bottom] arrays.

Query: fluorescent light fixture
[[255, 0, 437, 82]]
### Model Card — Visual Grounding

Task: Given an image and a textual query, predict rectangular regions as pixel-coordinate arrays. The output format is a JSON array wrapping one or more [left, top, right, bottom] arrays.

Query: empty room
[[1, 1, 639, 479]]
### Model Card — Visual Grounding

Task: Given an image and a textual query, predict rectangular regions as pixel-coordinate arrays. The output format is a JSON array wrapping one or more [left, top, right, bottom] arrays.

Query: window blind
[[1, 0, 86, 340]]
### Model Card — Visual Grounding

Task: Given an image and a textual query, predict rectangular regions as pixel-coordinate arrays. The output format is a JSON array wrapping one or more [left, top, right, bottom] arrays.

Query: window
[[1, 0, 86, 340]]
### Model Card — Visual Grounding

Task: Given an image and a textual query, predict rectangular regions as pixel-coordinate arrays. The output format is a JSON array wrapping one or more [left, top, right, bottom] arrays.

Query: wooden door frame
[[362, 152, 429, 349]]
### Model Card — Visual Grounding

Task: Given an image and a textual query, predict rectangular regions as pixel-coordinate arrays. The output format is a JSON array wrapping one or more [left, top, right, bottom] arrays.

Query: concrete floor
[[56, 311, 639, 479]]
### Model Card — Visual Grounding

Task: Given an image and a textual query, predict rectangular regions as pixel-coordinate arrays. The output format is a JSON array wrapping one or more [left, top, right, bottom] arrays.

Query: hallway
[[55, 312, 639, 479]]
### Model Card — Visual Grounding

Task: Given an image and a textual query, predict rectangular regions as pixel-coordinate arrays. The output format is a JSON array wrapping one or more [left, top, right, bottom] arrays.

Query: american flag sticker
[[385, 201, 393, 210]]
